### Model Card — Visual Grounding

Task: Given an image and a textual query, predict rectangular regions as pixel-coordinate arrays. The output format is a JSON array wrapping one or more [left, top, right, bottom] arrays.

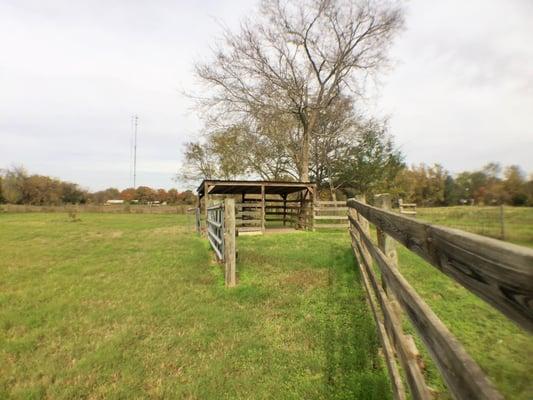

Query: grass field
[[389, 206, 533, 399], [0, 213, 389, 399], [416, 206, 533, 248], [1, 211, 531, 399]]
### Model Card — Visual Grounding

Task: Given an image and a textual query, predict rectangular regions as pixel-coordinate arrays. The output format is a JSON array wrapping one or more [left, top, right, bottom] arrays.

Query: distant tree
[[166, 189, 179, 204], [180, 142, 219, 182], [331, 118, 404, 199], [135, 186, 156, 203], [156, 189, 168, 203], [394, 163, 448, 206], [120, 188, 137, 202], [1, 166, 28, 204], [61, 182, 88, 204], [0, 174, 4, 204], [23, 175, 62, 205], [91, 188, 120, 204], [443, 174, 459, 206], [525, 175, 533, 206], [503, 165, 527, 206], [176, 190, 196, 205]]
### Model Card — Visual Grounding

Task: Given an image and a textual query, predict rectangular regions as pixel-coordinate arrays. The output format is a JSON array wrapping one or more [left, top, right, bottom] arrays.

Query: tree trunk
[[300, 108, 320, 182], [301, 131, 310, 182], [328, 180, 337, 202]]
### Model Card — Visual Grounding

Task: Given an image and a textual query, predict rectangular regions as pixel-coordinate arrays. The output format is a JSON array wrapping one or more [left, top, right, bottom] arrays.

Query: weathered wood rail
[[206, 198, 236, 286], [398, 198, 417, 216], [313, 200, 349, 229], [348, 194, 533, 400], [237, 195, 313, 233]]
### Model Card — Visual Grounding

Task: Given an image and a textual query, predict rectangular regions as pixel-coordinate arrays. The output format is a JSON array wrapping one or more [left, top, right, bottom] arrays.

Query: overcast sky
[[1, 0, 532, 191]]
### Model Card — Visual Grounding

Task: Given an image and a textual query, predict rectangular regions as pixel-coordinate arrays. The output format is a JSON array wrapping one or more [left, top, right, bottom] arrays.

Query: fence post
[[375, 194, 398, 268], [261, 185, 266, 233], [224, 198, 236, 287], [354, 195, 372, 264], [500, 204, 505, 241], [195, 207, 201, 235], [375, 193, 400, 307]]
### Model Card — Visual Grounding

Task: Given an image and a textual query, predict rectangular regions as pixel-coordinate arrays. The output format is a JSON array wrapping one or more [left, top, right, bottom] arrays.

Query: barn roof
[[197, 179, 315, 198]]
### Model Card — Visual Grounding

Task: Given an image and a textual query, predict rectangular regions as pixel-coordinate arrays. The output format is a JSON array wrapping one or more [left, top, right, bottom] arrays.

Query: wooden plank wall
[[348, 194, 533, 400], [238, 195, 313, 232], [313, 200, 349, 229]]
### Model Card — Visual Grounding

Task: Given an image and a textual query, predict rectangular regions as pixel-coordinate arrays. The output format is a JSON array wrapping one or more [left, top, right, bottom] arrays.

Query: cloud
[[373, 0, 533, 173], [1, 0, 532, 191]]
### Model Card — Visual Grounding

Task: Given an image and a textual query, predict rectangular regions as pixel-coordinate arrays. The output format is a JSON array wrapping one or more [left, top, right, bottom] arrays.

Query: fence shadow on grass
[[323, 248, 391, 400]]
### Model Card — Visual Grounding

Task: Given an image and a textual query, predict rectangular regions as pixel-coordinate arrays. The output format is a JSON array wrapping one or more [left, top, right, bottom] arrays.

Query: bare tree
[[179, 142, 219, 182], [194, 0, 403, 181]]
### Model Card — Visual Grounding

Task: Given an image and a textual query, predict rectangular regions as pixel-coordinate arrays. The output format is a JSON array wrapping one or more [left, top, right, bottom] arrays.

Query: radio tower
[[133, 115, 138, 189]]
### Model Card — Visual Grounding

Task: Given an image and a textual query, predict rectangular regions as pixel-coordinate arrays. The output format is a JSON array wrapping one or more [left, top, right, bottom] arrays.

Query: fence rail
[[313, 200, 349, 229], [347, 194, 533, 400], [398, 199, 417, 216], [206, 199, 236, 286]]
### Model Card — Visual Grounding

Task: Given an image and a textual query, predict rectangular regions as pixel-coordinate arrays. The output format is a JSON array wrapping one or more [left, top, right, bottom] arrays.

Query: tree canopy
[[181, 0, 405, 197]]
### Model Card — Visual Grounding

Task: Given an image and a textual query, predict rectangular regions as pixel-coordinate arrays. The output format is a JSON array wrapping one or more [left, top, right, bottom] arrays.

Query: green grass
[[383, 206, 533, 399], [0, 213, 389, 399], [393, 245, 533, 400], [416, 206, 533, 248]]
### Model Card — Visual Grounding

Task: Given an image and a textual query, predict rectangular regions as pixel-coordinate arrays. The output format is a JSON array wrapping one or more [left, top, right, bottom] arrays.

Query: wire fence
[[416, 206, 506, 240]]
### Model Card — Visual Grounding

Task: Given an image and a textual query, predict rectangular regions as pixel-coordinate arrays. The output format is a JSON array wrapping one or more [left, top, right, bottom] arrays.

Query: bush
[[511, 193, 528, 206]]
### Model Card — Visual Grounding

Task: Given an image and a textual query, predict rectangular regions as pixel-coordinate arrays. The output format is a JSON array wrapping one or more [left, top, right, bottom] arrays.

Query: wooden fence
[[236, 201, 262, 234], [398, 199, 417, 216], [206, 199, 236, 287], [236, 196, 313, 233], [313, 200, 348, 229], [0, 204, 192, 214], [347, 194, 533, 400]]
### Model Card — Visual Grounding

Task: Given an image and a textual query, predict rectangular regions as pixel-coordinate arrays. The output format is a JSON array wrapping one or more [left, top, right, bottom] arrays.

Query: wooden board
[[349, 235, 406, 400], [350, 228, 431, 400], [350, 214, 504, 400], [347, 199, 533, 333]]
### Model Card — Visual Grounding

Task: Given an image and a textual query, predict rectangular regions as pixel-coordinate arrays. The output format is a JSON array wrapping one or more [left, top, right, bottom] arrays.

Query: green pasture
[[1, 210, 531, 399], [0, 213, 388, 399]]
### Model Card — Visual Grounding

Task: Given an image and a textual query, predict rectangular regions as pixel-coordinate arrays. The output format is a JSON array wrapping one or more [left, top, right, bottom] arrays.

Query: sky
[[1, 0, 532, 191]]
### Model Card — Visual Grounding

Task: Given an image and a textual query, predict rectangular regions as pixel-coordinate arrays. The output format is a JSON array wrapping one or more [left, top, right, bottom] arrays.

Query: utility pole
[[133, 115, 138, 189]]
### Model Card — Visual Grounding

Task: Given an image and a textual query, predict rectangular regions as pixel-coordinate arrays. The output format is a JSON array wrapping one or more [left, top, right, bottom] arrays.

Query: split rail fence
[[206, 198, 236, 287], [348, 194, 532, 400]]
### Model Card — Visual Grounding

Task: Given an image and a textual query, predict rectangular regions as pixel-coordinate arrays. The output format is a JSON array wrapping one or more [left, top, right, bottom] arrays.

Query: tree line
[[392, 163, 533, 207], [0, 166, 196, 206]]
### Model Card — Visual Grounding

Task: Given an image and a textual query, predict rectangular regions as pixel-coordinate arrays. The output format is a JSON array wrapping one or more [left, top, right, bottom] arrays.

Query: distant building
[[105, 199, 124, 205]]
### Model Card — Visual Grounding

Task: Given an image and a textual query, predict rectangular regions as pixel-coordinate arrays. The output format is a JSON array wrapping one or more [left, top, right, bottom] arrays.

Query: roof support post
[[282, 193, 287, 227], [203, 182, 210, 236], [261, 185, 265, 233], [309, 185, 315, 231]]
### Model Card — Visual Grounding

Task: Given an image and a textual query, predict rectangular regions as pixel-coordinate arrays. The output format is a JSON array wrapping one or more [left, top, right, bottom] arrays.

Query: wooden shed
[[197, 180, 317, 234]]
